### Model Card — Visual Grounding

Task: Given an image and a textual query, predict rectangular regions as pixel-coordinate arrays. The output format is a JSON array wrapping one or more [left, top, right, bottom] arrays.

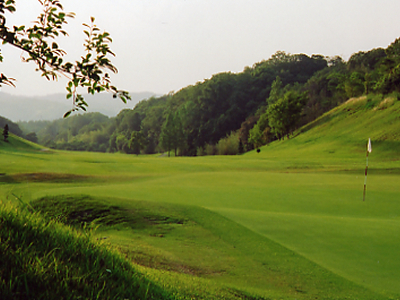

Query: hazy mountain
[[0, 91, 158, 121]]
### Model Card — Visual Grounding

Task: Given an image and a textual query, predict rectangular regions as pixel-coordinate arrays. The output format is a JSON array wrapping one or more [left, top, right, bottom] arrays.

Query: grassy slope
[[0, 203, 175, 300], [1, 96, 400, 299]]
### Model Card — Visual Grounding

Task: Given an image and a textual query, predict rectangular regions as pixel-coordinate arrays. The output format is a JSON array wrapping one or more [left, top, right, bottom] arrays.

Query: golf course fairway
[[1, 96, 399, 299]]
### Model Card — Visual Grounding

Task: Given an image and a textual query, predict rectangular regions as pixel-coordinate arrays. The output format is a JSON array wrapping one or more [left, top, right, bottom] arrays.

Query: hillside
[[0, 133, 44, 152], [248, 94, 400, 169]]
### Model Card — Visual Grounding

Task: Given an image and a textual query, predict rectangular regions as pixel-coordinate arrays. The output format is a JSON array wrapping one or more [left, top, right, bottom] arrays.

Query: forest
[[12, 37, 400, 156]]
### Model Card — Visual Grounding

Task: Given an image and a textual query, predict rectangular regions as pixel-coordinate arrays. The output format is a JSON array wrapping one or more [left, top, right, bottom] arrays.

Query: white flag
[[367, 138, 372, 153]]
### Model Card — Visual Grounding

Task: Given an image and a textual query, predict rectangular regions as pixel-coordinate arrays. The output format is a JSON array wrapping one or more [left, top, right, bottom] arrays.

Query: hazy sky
[[2, 0, 400, 97]]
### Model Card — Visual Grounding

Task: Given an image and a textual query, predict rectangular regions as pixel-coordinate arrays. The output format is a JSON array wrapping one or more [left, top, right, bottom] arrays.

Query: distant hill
[[0, 115, 23, 137], [0, 91, 158, 121], [0, 132, 43, 151]]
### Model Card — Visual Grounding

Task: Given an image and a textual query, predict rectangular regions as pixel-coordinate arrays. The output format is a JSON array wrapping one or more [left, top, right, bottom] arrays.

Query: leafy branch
[[0, 0, 131, 117]]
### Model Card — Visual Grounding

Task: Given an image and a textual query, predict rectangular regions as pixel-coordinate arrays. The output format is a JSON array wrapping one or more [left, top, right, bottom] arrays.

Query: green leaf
[[63, 110, 72, 118]]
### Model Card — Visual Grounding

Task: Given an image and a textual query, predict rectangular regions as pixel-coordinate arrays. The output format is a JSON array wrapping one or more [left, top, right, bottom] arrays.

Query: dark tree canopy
[[2, 123, 9, 141]]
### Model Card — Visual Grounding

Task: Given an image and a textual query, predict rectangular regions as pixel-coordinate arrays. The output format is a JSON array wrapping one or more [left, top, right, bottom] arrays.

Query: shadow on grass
[[31, 194, 187, 230]]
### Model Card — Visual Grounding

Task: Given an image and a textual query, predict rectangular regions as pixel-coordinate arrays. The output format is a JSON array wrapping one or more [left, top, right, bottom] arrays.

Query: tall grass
[[0, 202, 173, 300]]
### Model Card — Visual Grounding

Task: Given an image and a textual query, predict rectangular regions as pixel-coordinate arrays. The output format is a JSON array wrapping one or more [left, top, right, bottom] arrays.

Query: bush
[[216, 132, 239, 155], [196, 147, 206, 156], [365, 93, 383, 110], [205, 144, 217, 156]]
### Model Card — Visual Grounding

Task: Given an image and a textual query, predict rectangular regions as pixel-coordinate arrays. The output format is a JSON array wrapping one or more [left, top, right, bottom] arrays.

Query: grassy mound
[[0, 133, 44, 152], [31, 194, 186, 231], [0, 203, 173, 300]]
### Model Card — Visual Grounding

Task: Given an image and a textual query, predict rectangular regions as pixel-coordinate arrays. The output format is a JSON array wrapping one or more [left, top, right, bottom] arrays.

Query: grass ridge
[[0, 202, 174, 300]]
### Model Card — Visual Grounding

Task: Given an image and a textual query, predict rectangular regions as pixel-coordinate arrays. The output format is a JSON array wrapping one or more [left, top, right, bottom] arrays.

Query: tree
[[248, 124, 263, 149], [248, 111, 274, 148], [344, 72, 365, 98], [238, 115, 259, 151], [267, 76, 284, 105], [374, 40, 400, 94], [115, 134, 128, 153], [26, 132, 38, 143], [159, 112, 175, 157], [2, 124, 9, 141], [267, 100, 286, 139], [172, 111, 186, 155], [0, 0, 130, 117], [267, 91, 307, 139], [129, 131, 146, 155], [159, 109, 186, 156]]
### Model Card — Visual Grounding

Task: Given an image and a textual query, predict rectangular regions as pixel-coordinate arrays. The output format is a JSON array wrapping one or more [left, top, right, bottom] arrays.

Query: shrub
[[216, 132, 239, 155], [205, 143, 217, 156], [365, 93, 383, 109], [196, 147, 206, 156]]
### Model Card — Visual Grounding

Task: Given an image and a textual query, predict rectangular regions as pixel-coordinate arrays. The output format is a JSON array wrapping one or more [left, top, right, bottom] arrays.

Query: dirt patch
[[375, 97, 395, 110], [0, 174, 16, 183], [223, 288, 268, 300], [345, 96, 367, 104], [118, 247, 224, 277], [10, 172, 90, 183]]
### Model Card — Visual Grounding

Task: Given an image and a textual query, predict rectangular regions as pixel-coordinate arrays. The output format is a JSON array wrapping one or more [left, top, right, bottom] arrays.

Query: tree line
[[10, 37, 400, 155]]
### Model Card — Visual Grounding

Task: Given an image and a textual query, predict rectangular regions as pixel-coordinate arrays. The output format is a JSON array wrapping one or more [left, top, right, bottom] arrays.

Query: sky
[[2, 0, 400, 97]]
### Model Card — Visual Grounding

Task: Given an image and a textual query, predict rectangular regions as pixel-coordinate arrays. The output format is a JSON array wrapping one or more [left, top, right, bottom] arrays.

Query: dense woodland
[[9, 37, 400, 155]]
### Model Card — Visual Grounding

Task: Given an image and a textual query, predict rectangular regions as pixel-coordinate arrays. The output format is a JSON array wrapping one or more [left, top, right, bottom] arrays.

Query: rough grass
[[31, 194, 186, 231], [0, 203, 173, 300]]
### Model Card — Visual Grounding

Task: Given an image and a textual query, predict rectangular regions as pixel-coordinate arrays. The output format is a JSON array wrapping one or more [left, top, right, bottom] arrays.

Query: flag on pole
[[363, 138, 371, 201], [367, 138, 372, 153]]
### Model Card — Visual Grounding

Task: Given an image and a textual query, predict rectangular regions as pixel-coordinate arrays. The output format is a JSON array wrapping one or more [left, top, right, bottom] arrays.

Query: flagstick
[[363, 138, 372, 201], [363, 150, 369, 201]]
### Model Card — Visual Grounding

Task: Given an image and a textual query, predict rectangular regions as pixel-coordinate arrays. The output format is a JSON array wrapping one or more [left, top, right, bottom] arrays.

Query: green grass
[[1, 96, 400, 299], [27, 194, 382, 299], [0, 203, 173, 300]]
